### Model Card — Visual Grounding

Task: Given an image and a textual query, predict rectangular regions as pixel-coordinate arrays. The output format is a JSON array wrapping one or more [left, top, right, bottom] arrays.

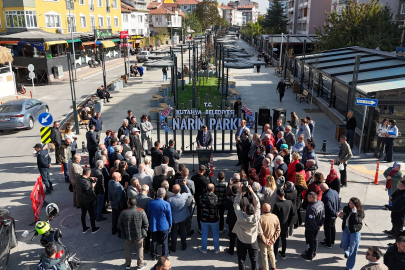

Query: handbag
[[338, 163, 345, 171], [68, 183, 73, 192]]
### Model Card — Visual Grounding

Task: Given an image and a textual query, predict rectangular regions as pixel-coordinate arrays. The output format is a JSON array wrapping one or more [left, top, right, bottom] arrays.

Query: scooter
[[22, 203, 80, 270]]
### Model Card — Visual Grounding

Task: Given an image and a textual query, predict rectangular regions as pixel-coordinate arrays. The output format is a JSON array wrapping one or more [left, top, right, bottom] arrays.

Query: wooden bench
[[285, 77, 294, 89], [296, 89, 309, 103], [78, 112, 90, 131]]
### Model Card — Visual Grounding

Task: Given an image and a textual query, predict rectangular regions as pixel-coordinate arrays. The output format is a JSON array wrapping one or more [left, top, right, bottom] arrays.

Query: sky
[[224, 0, 269, 14]]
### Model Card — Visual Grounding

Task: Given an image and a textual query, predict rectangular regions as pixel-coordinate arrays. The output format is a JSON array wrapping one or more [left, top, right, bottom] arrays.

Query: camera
[[89, 178, 97, 184], [242, 178, 249, 193]]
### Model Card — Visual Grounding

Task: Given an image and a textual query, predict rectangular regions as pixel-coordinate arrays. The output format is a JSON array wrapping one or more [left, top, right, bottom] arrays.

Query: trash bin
[[273, 107, 286, 127], [335, 125, 346, 141]]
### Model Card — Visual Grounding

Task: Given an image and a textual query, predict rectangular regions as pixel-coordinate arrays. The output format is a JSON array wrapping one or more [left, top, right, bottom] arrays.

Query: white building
[[121, 1, 150, 36], [331, 0, 399, 18], [148, 2, 183, 33], [176, 0, 199, 14], [221, 5, 243, 26], [237, 4, 259, 23]]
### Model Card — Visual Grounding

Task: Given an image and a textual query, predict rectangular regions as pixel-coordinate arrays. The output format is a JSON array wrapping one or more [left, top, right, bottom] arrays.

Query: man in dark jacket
[[345, 110, 357, 149], [192, 165, 211, 232], [77, 168, 100, 234], [320, 183, 340, 248], [389, 180, 405, 242], [89, 112, 103, 142], [239, 130, 252, 174], [150, 141, 163, 169], [224, 185, 238, 255], [276, 79, 286, 102], [162, 139, 182, 172], [50, 121, 62, 164], [34, 143, 53, 195], [37, 242, 66, 270], [130, 128, 143, 166], [273, 189, 295, 259], [199, 183, 220, 253], [153, 165, 170, 192], [214, 171, 228, 233], [86, 124, 98, 168], [118, 119, 131, 139], [272, 118, 286, 138], [92, 160, 106, 222], [118, 197, 149, 270], [275, 131, 287, 152], [384, 235, 405, 270], [128, 116, 140, 132], [302, 191, 325, 260]]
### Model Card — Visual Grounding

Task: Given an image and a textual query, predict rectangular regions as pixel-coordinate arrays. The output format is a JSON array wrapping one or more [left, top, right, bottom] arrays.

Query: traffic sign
[[40, 127, 52, 143], [38, 112, 53, 126], [29, 71, 35, 79], [28, 64, 34, 72], [355, 98, 378, 107], [120, 30, 129, 39]]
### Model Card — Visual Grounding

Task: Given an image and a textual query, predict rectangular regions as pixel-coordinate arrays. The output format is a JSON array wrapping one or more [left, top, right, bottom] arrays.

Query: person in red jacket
[[287, 152, 300, 183], [305, 172, 324, 206], [260, 158, 271, 186]]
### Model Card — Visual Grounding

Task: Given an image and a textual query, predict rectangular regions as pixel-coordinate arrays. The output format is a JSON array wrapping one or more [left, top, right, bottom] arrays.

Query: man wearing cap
[[34, 143, 53, 195], [130, 128, 143, 166]]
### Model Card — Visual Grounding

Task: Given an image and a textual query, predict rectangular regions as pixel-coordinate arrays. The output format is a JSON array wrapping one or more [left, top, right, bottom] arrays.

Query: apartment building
[[147, 1, 183, 34], [237, 4, 258, 23], [121, 0, 149, 37], [221, 5, 243, 26]]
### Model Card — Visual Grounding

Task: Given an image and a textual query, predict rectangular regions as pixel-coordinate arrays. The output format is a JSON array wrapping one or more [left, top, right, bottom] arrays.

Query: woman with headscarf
[[261, 175, 277, 210], [326, 168, 341, 194], [383, 162, 403, 208], [287, 152, 300, 183], [295, 162, 306, 182], [294, 173, 307, 227], [284, 181, 298, 236]]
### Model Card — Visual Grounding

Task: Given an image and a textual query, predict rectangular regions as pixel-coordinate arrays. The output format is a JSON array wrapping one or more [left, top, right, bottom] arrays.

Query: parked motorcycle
[[22, 203, 80, 270], [17, 83, 26, 94]]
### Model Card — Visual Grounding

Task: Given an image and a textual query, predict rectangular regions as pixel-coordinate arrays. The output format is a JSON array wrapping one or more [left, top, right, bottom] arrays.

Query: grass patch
[[177, 77, 223, 112]]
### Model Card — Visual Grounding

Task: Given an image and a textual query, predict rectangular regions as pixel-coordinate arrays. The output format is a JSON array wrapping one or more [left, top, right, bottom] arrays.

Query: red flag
[[30, 176, 45, 221]]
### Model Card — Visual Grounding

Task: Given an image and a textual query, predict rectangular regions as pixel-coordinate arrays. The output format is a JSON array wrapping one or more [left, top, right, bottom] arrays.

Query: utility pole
[[68, 1, 77, 80], [279, 33, 283, 68], [284, 35, 289, 80], [67, 53, 79, 134], [299, 40, 306, 94]]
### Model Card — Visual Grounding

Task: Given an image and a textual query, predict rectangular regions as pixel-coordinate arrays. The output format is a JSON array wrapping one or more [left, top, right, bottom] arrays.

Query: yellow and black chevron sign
[[40, 127, 52, 143]]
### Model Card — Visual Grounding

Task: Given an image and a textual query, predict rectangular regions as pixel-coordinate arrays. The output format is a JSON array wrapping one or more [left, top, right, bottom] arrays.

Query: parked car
[[0, 209, 18, 269], [136, 51, 151, 63], [0, 98, 49, 131]]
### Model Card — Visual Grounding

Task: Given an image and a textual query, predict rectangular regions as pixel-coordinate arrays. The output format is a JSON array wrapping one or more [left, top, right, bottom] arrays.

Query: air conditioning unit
[[56, 28, 64, 34]]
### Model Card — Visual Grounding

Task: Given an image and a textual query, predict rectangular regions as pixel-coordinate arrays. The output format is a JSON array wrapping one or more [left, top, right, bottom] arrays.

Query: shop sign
[[94, 29, 113, 40]]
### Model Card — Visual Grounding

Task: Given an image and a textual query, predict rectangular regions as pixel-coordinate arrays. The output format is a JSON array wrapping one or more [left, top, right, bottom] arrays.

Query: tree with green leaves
[[183, 12, 203, 35], [315, 0, 401, 51], [264, 0, 288, 34], [194, 0, 221, 30]]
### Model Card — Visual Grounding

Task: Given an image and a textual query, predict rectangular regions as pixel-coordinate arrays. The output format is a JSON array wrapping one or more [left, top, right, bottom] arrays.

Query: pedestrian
[[259, 158, 271, 186], [60, 138, 71, 183], [284, 125, 296, 151], [147, 187, 172, 260], [177, 168, 195, 237], [374, 118, 389, 159], [89, 112, 103, 142], [272, 118, 286, 137], [192, 165, 211, 233], [134, 164, 153, 197], [151, 141, 163, 169], [240, 130, 252, 173], [127, 177, 140, 199], [386, 179, 405, 243], [108, 172, 126, 237], [301, 140, 317, 167], [338, 197, 365, 270], [86, 124, 98, 169], [140, 114, 153, 155], [128, 116, 140, 132], [167, 181, 191, 252], [345, 110, 357, 149], [198, 183, 220, 254], [129, 128, 143, 166], [384, 235, 405, 270], [306, 172, 324, 203], [214, 171, 228, 234], [118, 197, 149, 270], [276, 79, 286, 102], [284, 181, 298, 237], [143, 157, 154, 178], [118, 119, 131, 139], [262, 175, 277, 210], [385, 119, 399, 162], [273, 189, 295, 259], [338, 135, 353, 188], [162, 139, 182, 172], [360, 246, 388, 270], [151, 256, 171, 270], [325, 168, 341, 194], [292, 134, 305, 157], [127, 156, 138, 177], [64, 125, 78, 157], [68, 154, 83, 208], [50, 121, 62, 164], [383, 162, 403, 208], [34, 143, 53, 195], [306, 116, 315, 138], [252, 145, 266, 174], [224, 185, 239, 255], [92, 160, 107, 222], [287, 111, 299, 134], [256, 64, 260, 73], [301, 191, 325, 261], [287, 152, 300, 183], [295, 173, 308, 227], [320, 183, 340, 249], [162, 66, 168, 81], [258, 203, 280, 270], [274, 168, 285, 191], [135, 184, 153, 253], [118, 161, 131, 190], [235, 120, 247, 166], [297, 118, 311, 142], [233, 185, 261, 269], [76, 168, 100, 234]]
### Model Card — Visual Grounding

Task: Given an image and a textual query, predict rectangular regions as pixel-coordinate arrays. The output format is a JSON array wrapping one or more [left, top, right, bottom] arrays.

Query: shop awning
[[18, 41, 45, 51], [0, 41, 18, 45], [82, 41, 96, 47], [95, 40, 116, 48], [67, 39, 81, 43], [45, 40, 68, 50]]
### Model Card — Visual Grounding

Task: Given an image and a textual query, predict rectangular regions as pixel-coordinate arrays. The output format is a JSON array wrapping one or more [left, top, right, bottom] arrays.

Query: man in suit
[[235, 120, 247, 166], [140, 114, 153, 154], [126, 157, 138, 177], [272, 118, 285, 138], [233, 98, 242, 115], [86, 124, 98, 168], [50, 121, 62, 164], [275, 131, 287, 151], [153, 165, 170, 193], [162, 139, 182, 172], [196, 125, 212, 149], [150, 141, 163, 169], [118, 119, 131, 139], [275, 156, 288, 177], [284, 125, 296, 150], [111, 145, 124, 164], [239, 130, 252, 174], [130, 128, 143, 166], [191, 165, 211, 232], [121, 136, 132, 158], [92, 160, 106, 222], [154, 156, 175, 178]]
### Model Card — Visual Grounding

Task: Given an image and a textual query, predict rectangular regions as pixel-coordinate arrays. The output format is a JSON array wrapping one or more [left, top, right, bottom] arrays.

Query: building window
[[401, 3, 405, 14], [79, 0, 85, 4], [106, 16, 111, 29], [80, 15, 87, 28], [67, 15, 76, 32], [5, 11, 38, 28], [90, 16, 95, 30], [112, 0, 117, 9], [138, 15, 142, 22], [44, 13, 61, 28], [114, 17, 119, 27], [98, 16, 104, 27], [123, 14, 128, 22], [184, 6, 187, 9], [97, 0, 102, 7], [89, 0, 94, 11], [138, 29, 143, 35]]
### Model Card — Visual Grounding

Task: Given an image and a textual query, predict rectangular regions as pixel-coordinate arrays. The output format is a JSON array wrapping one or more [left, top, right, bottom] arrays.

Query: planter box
[[150, 98, 159, 107], [149, 110, 158, 120]]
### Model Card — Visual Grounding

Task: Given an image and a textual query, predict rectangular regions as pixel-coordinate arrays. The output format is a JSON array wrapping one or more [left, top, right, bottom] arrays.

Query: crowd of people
[[32, 105, 405, 270]]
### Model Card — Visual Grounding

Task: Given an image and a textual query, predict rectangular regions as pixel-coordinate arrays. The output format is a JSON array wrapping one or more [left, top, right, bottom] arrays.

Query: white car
[[136, 51, 151, 63]]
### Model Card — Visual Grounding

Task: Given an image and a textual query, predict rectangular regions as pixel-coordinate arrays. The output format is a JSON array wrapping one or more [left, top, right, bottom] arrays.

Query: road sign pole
[[31, 78, 35, 95], [358, 105, 367, 155]]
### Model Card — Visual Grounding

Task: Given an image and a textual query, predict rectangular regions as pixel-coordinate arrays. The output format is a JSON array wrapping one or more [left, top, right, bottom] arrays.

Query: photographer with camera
[[233, 182, 262, 270], [77, 168, 101, 234]]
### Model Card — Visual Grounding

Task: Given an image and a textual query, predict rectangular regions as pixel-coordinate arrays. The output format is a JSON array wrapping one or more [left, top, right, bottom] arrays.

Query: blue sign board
[[355, 98, 378, 107], [38, 112, 53, 126]]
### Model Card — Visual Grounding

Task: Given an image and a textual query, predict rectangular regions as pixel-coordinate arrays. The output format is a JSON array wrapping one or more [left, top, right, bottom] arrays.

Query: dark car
[[0, 209, 18, 269]]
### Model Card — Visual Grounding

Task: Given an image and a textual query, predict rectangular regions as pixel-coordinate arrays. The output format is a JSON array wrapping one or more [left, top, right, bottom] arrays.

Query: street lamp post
[[66, 52, 80, 134], [299, 40, 307, 94], [68, 1, 77, 80], [284, 35, 289, 80]]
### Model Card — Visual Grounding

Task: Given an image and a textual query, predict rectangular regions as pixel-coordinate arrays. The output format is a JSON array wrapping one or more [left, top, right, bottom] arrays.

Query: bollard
[[16, 96, 18, 99], [84, 156, 88, 168], [321, 140, 326, 153], [330, 160, 334, 170], [209, 156, 214, 177], [60, 164, 64, 174], [30, 91, 33, 99], [374, 162, 380, 185]]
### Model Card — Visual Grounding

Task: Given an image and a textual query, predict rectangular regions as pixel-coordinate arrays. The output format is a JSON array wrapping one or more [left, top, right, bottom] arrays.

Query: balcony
[[297, 16, 307, 22], [89, 4, 94, 11], [106, 6, 110, 13], [288, 7, 294, 13], [298, 1, 308, 9]]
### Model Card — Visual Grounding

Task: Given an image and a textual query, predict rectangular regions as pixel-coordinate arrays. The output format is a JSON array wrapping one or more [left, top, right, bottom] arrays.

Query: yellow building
[[0, 0, 122, 34]]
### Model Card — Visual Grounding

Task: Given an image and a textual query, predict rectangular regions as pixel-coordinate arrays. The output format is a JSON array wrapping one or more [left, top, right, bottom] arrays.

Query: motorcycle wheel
[[69, 256, 81, 270]]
